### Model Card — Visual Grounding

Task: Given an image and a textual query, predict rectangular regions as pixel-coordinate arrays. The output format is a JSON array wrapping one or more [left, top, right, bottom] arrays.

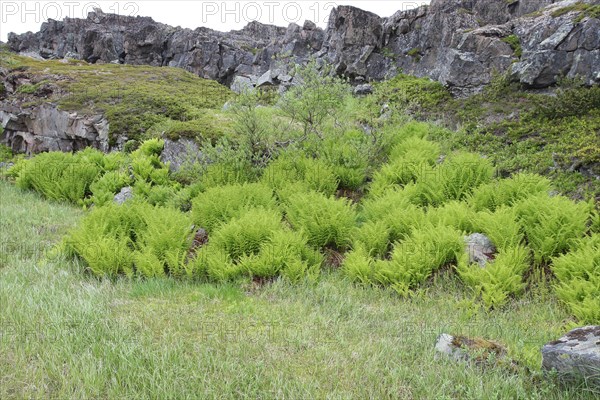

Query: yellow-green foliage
[[468, 173, 551, 212], [457, 246, 530, 308], [64, 202, 193, 278], [552, 235, 600, 324], [285, 191, 357, 249], [375, 74, 451, 110], [515, 194, 591, 264], [191, 183, 277, 232], [475, 207, 524, 251], [371, 224, 463, 294], [16, 150, 101, 204], [261, 153, 339, 199]]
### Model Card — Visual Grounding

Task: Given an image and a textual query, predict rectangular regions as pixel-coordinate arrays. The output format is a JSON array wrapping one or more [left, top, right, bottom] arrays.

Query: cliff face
[[7, 0, 600, 93]]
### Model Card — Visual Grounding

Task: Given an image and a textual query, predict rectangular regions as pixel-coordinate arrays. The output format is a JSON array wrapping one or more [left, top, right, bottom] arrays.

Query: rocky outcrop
[[6, 0, 600, 94], [0, 104, 109, 154]]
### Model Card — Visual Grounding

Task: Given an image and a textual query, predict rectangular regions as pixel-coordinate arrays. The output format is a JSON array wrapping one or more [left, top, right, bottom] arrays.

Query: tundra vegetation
[[1, 51, 599, 398]]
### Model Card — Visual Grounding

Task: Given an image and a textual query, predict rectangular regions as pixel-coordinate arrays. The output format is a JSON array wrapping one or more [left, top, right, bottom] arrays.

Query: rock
[[113, 186, 133, 205], [160, 138, 202, 173], [464, 233, 496, 267], [354, 84, 373, 96], [256, 70, 274, 87], [542, 326, 600, 387], [435, 333, 513, 363], [6, 1, 597, 94], [0, 104, 110, 154]]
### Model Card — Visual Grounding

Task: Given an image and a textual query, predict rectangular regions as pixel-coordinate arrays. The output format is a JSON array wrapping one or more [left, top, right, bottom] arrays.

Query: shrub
[[239, 229, 322, 280], [475, 207, 524, 251], [191, 183, 277, 232], [16, 151, 100, 204], [552, 234, 600, 324], [515, 194, 591, 264], [457, 246, 530, 308], [64, 202, 193, 278], [359, 188, 425, 244], [285, 191, 357, 249], [373, 224, 463, 294]]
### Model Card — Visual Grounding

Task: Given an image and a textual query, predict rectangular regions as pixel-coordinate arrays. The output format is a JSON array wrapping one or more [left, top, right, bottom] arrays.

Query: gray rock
[[114, 186, 133, 205], [354, 84, 373, 96], [464, 233, 496, 267], [542, 326, 600, 387], [231, 76, 255, 94], [256, 70, 274, 87], [160, 138, 202, 173]]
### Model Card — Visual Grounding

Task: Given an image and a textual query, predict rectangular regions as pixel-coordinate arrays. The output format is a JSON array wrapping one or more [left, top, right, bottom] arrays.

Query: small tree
[[279, 58, 350, 140]]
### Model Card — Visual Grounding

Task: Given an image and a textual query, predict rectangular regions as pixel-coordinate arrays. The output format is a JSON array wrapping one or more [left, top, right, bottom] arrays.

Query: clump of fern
[[468, 173, 551, 212], [551, 234, 600, 324], [457, 245, 530, 308], [285, 191, 357, 249], [191, 183, 277, 232], [367, 224, 463, 294], [515, 194, 591, 265]]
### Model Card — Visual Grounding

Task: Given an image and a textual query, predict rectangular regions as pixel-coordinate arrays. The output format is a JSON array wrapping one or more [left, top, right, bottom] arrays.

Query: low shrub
[[372, 224, 463, 294]]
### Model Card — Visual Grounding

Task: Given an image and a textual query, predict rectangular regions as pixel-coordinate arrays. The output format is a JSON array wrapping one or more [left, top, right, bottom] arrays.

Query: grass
[[1, 180, 598, 399]]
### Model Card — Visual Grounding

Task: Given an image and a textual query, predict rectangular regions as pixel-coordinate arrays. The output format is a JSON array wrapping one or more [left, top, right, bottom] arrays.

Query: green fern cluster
[[191, 183, 277, 232], [285, 191, 357, 249], [190, 208, 323, 282], [552, 234, 600, 323], [261, 152, 339, 200], [64, 202, 193, 278]]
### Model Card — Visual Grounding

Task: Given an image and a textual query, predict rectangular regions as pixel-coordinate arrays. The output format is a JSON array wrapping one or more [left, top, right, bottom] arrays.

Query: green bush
[[426, 201, 478, 233], [64, 202, 193, 278], [515, 194, 591, 264], [285, 191, 357, 249], [457, 246, 530, 308], [211, 208, 283, 260], [343, 245, 376, 285], [412, 152, 494, 206], [475, 207, 524, 251], [552, 234, 600, 324], [359, 188, 425, 244], [191, 183, 277, 232], [90, 170, 132, 206], [351, 220, 391, 259]]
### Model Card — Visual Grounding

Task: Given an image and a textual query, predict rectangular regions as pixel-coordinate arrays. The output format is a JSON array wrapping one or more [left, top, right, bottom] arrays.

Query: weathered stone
[[354, 84, 374, 96], [160, 138, 202, 173], [464, 233, 496, 267], [542, 326, 600, 387], [113, 186, 133, 205]]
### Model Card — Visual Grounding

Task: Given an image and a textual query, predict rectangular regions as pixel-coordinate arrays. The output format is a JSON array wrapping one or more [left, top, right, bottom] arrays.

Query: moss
[[501, 34, 522, 58], [407, 48, 422, 61], [0, 49, 233, 143], [551, 2, 600, 22], [375, 74, 451, 111]]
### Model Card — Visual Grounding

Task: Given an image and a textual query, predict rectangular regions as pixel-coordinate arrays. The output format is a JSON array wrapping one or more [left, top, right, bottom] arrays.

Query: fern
[[515, 194, 591, 264], [285, 191, 357, 249], [457, 246, 530, 308], [468, 173, 551, 212]]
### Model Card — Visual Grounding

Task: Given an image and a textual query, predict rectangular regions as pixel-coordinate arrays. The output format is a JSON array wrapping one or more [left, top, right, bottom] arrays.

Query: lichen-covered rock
[[542, 326, 600, 387], [464, 233, 496, 267], [160, 138, 202, 173], [114, 186, 133, 205]]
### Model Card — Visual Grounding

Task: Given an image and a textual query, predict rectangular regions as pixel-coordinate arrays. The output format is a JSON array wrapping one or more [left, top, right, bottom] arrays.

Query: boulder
[[464, 233, 496, 267], [114, 186, 133, 205], [542, 326, 600, 387], [354, 84, 374, 96], [160, 138, 202, 173]]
